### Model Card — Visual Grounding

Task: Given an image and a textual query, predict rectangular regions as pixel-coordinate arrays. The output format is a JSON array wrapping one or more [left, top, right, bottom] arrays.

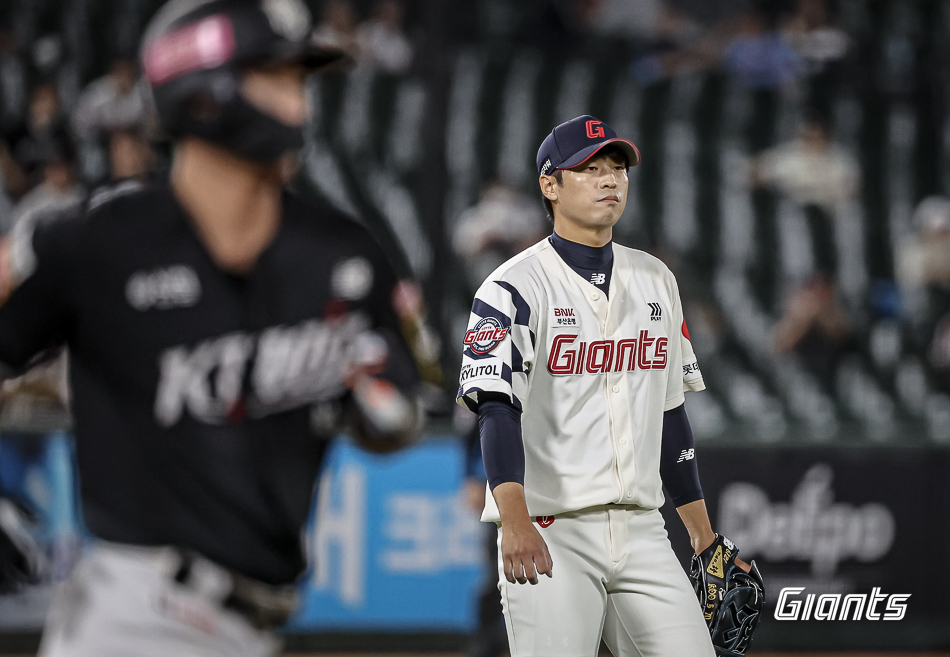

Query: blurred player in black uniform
[[0, 1, 425, 655]]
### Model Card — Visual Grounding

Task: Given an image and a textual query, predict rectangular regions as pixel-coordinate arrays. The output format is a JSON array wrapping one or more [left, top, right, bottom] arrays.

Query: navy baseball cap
[[536, 115, 641, 176]]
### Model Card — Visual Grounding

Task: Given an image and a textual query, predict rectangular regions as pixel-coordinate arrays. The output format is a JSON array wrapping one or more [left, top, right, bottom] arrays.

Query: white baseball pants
[[497, 505, 715, 657], [38, 542, 280, 657]]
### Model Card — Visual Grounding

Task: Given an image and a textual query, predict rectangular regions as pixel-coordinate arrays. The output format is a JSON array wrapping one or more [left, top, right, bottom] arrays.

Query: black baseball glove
[[0, 497, 46, 594], [690, 534, 765, 657]]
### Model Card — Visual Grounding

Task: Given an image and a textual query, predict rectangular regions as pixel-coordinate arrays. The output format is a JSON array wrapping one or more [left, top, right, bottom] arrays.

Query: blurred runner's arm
[[0, 219, 77, 378]]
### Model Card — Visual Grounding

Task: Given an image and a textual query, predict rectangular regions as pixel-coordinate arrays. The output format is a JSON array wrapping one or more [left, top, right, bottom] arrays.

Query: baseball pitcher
[[458, 115, 764, 657]]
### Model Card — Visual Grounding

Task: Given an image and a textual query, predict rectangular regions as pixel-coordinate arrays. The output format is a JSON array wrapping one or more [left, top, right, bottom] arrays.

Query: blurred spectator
[[929, 315, 950, 392], [725, 9, 803, 312], [71, 57, 149, 141], [522, 0, 609, 60], [589, 0, 663, 39], [0, 142, 28, 206], [773, 274, 853, 386], [751, 114, 859, 276], [897, 196, 950, 356], [782, 0, 849, 115], [751, 116, 860, 209], [453, 181, 547, 290], [313, 0, 360, 55], [897, 196, 950, 292], [782, 0, 849, 76], [30, 34, 64, 79], [106, 126, 154, 182], [630, 4, 707, 86], [4, 81, 66, 194], [5, 128, 83, 234], [0, 181, 11, 220], [0, 25, 27, 131], [721, 9, 800, 90], [357, 0, 413, 75]]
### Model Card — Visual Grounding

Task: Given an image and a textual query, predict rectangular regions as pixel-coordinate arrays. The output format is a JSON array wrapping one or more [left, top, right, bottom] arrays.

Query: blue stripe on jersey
[[457, 385, 523, 412], [471, 299, 511, 327], [501, 363, 513, 385], [499, 364, 524, 410], [472, 289, 534, 350], [459, 386, 482, 412], [463, 347, 498, 361], [510, 341, 523, 373], [494, 281, 531, 326]]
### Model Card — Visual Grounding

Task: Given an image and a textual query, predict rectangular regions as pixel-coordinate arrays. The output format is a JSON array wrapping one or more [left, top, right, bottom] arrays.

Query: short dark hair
[[540, 145, 629, 223]]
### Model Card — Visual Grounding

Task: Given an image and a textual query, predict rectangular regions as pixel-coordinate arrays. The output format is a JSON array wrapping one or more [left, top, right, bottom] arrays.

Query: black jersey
[[0, 181, 419, 585]]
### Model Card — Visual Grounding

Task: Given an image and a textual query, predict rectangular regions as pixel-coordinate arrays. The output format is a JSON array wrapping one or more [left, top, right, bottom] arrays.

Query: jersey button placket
[[614, 378, 625, 445], [599, 290, 626, 505]]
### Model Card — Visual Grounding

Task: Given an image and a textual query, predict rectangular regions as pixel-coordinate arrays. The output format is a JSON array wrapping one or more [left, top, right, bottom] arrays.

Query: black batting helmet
[[141, 0, 346, 162]]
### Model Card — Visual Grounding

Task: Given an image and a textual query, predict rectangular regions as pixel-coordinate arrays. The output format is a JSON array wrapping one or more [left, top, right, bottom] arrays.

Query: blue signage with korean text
[[288, 438, 486, 630]]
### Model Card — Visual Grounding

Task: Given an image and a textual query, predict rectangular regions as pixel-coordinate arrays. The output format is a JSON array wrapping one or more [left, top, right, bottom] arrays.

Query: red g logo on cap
[[585, 120, 605, 139]]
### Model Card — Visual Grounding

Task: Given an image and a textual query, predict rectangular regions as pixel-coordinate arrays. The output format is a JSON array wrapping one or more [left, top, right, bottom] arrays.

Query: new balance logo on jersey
[[590, 273, 606, 285], [677, 449, 695, 463], [648, 302, 662, 321], [547, 331, 668, 375]]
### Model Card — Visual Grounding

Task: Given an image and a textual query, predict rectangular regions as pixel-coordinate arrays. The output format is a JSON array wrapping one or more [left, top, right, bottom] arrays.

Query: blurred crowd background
[[5, 0, 950, 446]]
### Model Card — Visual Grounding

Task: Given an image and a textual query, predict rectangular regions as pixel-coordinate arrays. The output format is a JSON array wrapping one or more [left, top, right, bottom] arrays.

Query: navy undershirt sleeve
[[477, 399, 525, 490], [659, 403, 704, 507]]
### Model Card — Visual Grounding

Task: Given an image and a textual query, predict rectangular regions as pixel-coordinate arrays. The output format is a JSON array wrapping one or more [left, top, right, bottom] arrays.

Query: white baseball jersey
[[457, 238, 705, 522]]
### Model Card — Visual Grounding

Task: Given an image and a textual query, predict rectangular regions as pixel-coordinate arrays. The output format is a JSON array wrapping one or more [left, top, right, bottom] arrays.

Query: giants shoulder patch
[[463, 316, 510, 354]]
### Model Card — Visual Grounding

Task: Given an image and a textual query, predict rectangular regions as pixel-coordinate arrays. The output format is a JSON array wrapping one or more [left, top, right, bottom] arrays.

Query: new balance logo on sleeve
[[677, 449, 695, 463]]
